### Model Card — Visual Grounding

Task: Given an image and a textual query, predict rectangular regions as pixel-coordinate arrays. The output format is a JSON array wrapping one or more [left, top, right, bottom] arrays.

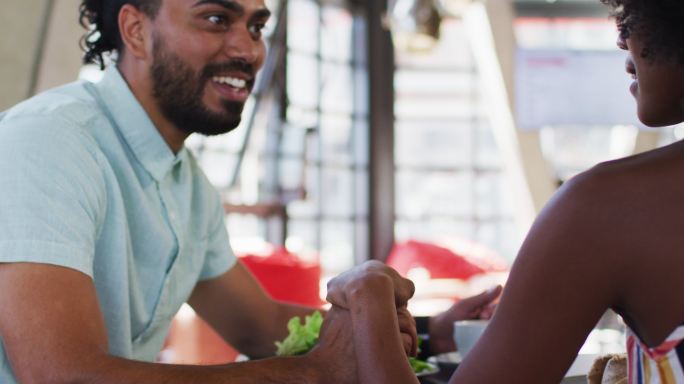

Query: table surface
[[416, 356, 592, 384]]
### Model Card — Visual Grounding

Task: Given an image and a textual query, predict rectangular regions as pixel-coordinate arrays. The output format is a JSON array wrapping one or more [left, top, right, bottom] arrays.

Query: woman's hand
[[326, 261, 418, 356], [429, 285, 502, 354]]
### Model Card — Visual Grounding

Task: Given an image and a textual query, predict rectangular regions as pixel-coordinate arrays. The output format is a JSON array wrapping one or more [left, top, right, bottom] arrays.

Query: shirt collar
[[93, 65, 187, 181]]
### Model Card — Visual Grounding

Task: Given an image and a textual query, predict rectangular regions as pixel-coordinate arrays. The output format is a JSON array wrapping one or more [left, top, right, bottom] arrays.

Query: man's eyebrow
[[193, 0, 245, 15], [192, 0, 271, 20], [253, 8, 271, 20]]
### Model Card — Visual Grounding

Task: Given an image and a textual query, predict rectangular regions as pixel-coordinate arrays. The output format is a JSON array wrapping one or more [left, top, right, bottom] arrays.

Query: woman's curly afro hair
[[601, 0, 684, 64], [79, 0, 161, 69]]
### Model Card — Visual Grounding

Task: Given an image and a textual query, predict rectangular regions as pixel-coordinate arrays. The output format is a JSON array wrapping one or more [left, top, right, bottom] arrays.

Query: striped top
[[627, 326, 684, 383]]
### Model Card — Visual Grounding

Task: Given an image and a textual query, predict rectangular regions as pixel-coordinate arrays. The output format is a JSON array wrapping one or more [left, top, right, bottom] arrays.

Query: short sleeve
[[0, 114, 106, 277], [198, 187, 237, 281]]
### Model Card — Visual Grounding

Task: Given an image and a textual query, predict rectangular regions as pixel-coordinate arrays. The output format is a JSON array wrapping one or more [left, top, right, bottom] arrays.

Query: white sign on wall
[[515, 49, 643, 130]]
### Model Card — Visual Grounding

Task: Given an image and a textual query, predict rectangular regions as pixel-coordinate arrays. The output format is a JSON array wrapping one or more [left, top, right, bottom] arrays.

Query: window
[[394, 20, 519, 261], [285, 0, 369, 274], [188, 0, 368, 278]]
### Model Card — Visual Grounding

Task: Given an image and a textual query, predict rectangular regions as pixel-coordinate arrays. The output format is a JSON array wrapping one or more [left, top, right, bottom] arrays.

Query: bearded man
[[0, 1, 500, 383]]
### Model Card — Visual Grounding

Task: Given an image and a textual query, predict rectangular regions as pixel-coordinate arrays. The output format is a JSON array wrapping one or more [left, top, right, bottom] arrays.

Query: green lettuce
[[275, 311, 323, 356], [275, 311, 435, 375], [409, 357, 433, 373]]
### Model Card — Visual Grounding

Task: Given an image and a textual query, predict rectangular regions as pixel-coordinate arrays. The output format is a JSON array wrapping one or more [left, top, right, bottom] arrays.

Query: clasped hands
[[310, 261, 502, 383]]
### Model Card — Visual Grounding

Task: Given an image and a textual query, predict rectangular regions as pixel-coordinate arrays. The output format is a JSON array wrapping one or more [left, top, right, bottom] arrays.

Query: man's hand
[[326, 260, 415, 310], [397, 306, 418, 357], [309, 307, 357, 384], [429, 285, 502, 354]]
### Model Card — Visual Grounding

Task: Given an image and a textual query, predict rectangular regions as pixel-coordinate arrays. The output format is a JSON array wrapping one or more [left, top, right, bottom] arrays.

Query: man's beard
[[150, 35, 254, 136]]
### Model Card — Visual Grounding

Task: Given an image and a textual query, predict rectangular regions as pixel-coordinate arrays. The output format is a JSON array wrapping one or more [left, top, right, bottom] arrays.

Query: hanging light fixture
[[387, 0, 477, 52], [387, 0, 444, 52]]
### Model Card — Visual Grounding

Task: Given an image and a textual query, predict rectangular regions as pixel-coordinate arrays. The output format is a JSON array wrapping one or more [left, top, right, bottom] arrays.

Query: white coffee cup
[[453, 320, 489, 359]]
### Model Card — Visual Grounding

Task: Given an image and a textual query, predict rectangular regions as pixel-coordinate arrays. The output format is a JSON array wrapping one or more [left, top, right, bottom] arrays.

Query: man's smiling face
[[148, 0, 270, 136]]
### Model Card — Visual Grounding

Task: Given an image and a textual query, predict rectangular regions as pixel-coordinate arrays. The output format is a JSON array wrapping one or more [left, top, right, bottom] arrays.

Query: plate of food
[[275, 311, 438, 377]]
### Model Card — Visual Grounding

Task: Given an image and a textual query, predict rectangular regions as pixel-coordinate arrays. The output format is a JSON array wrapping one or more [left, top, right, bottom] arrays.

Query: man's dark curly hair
[[79, 0, 162, 69], [601, 0, 684, 64]]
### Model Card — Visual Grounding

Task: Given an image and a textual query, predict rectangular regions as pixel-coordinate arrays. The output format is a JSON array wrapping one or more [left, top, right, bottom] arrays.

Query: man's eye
[[207, 15, 227, 25], [250, 23, 266, 35]]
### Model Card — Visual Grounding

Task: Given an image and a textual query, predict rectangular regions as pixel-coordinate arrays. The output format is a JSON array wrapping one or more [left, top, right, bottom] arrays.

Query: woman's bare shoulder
[[559, 141, 684, 211], [521, 143, 684, 278]]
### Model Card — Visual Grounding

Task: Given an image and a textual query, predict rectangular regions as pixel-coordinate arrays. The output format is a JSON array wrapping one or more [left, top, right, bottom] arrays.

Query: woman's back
[[595, 139, 684, 346]]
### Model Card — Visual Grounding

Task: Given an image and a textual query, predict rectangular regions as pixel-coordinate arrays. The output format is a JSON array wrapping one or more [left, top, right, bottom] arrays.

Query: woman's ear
[[118, 4, 151, 61]]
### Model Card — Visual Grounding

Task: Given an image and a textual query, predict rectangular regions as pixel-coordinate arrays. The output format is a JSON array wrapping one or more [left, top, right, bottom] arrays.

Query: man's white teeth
[[213, 76, 247, 89]]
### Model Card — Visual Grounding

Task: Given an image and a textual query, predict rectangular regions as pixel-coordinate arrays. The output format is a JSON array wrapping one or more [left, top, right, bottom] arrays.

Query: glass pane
[[353, 68, 369, 115], [321, 168, 353, 217], [395, 70, 475, 98], [287, 0, 319, 54], [320, 115, 353, 165], [288, 199, 318, 219], [226, 214, 263, 241], [286, 106, 318, 129], [321, 63, 354, 114], [286, 219, 319, 255], [198, 152, 238, 189], [395, 219, 476, 244], [321, 6, 353, 62], [287, 53, 319, 110], [354, 169, 369, 217], [395, 96, 477, 120], [278, 158, 305, 192], [395, 121, 474, 168], [280, 125, 308, 157], [353, 118, 369, 166], [321, 221, 355, 273], [353, 219, 369, 263], [396, 170, 474, 218]]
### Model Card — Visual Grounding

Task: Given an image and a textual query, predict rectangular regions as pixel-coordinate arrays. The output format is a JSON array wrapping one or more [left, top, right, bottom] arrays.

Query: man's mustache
[[202, 60, 256, 81]]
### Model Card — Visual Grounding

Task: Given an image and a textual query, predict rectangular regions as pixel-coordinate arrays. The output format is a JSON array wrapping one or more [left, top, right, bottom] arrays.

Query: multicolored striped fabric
[[627, 326, 684, 383]]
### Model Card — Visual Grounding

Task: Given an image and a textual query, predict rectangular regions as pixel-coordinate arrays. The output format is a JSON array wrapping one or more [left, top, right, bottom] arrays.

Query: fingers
[[397, 307, 417, 356], [325, 261, 416, 310], [325, 290, 345, 309], [459, 285, 502, 312], [360, 261, 415, 305], [400, 332, 414, 357], [395, 276, 415, 308], [478, 303, 497, 320]]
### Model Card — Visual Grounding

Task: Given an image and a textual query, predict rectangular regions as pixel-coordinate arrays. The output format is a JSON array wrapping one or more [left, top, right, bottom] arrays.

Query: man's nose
[[223, 27, 262, 66]]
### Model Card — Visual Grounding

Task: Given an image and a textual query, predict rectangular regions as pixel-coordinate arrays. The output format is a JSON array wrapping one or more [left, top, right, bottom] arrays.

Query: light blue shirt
[[0, 66, 236, 383]]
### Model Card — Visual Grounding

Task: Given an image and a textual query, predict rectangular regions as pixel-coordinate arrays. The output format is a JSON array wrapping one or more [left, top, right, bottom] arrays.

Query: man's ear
[[118, 4, 152, 61]]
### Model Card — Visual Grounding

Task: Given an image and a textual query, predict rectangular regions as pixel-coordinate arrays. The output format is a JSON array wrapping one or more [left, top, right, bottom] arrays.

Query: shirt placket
[[133, 175, 184, 345]]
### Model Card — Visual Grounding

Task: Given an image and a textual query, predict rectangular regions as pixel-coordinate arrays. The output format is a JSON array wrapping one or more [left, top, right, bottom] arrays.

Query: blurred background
[[2, 0, 676, 364]]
